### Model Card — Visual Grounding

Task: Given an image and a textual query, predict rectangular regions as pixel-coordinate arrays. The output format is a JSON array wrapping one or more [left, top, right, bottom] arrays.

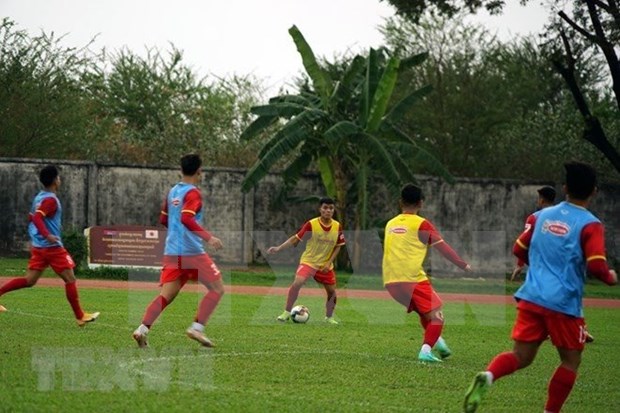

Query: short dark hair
[[537, 186, 556, 203], [319, 197, 335, 206], [564, 161, 597, 200], [39, 165, 59, 187], [181, 154, 202, 176], [401, 183, 424, 206]]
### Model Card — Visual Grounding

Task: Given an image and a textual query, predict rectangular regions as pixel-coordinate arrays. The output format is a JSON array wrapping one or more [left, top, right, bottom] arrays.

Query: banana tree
[[240, 25, 452, 268]]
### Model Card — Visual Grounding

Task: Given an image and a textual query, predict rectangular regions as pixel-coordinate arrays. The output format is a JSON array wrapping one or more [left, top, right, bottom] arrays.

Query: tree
[[381, 0, 620, 176], [380, 12, 615, 180], [240, 25, 451, 268], [0, 18, 98, 158], [85, 47, 262, 166]]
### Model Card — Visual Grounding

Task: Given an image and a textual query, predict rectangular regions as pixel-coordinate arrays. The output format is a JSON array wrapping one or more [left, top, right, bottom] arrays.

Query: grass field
[[1, 284, 619, 412]]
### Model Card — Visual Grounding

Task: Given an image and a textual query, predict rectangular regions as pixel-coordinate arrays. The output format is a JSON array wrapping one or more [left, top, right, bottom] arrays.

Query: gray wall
[[1, 158, 617, 275]]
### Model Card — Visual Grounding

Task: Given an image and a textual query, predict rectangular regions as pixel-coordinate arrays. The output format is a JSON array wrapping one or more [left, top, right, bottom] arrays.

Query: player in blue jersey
[[463, 161, 617, 413], [0, 165, 99, 326], [132, 154, 224, 348]]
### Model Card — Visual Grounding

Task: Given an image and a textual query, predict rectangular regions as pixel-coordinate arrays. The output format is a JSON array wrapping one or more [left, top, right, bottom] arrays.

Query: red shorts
[[296, 264, 336, 285], [160, 254, 221, 286], [385, 281, 442, 315], [512, 300, 586, 351], [28, 247, 75, 273]]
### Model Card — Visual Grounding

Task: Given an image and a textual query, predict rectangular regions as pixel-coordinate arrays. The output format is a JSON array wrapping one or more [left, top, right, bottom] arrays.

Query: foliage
[[240, 26, 451, 232], [0, 18, 263, 168], [381, 13, 619, 181], [381, 1, 620, 177], [0, 18, 98, 159], [61, 228, 88, 269]]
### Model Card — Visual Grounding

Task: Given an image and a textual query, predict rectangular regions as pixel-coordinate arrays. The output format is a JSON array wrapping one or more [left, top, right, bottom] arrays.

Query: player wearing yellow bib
[[383, 184, 472, 362], [267, 197, 345, 324]]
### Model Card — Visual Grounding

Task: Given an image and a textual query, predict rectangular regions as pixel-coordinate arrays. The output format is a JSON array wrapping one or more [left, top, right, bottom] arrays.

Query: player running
[[383, 184, 472, 363], [0, 165, 99, 326], [132, 154, 224, 348], [463, 161, 618, 413]]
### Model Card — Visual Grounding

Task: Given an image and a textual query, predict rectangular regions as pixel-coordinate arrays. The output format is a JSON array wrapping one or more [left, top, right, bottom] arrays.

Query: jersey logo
[[542, 220, 570, 236], [389, 227, 408, 234], [171, 198, 181, 207]]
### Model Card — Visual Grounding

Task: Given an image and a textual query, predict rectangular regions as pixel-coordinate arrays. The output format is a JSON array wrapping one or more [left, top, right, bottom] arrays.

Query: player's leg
[[133, 278, 183, 348], [188, 260, 225, 347], [413, 282, 444, 362], [48, 247, 99, 326], [0, 247, 49, 309], [544, 347, 581, 413], [315, 269, 338, 323], [543, 314, 585, 413], [321, 283, 338, 324], [278, 265, 311, 321]]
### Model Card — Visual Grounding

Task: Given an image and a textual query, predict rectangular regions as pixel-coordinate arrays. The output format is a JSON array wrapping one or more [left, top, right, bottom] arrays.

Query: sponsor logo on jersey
[[542, 220, 570, 236]]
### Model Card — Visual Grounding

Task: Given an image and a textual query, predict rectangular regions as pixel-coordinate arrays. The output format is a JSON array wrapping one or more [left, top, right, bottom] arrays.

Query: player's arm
[[420, 221, 471, 271], [267, 222, 308, 254], [179, 189, 222, 250], [582, 222, 617, 286], [29, 197, 59, 243], [511, 214, 535, 280], [512, 216, 535, 265], [159, 192, 169, 227]]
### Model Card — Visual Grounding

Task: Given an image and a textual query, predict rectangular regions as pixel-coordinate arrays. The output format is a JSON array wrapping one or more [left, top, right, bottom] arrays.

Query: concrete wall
[[1, 158, 617, 275]]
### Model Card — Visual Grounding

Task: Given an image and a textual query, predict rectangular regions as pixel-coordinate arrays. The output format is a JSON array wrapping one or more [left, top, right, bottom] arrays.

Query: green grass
[[0, 287, 619, 412], [2, 257, 619, 299]]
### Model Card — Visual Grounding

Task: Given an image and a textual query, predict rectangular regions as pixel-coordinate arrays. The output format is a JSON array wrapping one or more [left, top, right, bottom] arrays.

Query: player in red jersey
[[510, 186, 555, 281], [463, 162, 617, 413], [132, 154, 224, 348], [0, 165, 99, 326], [267, 197, 345, 324]]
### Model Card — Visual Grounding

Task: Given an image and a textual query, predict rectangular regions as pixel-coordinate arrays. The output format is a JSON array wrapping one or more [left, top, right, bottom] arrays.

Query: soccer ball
[[290, 305, 310, 323]]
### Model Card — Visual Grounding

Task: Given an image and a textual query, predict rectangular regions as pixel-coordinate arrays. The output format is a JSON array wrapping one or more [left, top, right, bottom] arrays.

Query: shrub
[[62, 228, 88, 269]]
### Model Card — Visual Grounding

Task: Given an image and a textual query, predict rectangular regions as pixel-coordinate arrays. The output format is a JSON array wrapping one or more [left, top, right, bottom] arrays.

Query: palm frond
[[251, 102, 308, 118], [240, 116, 278, 141], [366, 56, 400, 133], [288, 25, 333, 105]]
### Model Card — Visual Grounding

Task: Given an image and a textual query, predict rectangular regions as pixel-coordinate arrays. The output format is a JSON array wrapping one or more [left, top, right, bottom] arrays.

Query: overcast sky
[[3, 0, 550, 93]]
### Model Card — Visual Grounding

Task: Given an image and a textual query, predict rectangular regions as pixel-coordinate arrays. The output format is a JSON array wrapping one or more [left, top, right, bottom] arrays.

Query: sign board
[[85, 225, 165, 269]]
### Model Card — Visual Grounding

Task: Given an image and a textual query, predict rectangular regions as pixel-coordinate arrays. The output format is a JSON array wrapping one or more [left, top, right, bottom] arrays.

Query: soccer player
[[463, 161, 618, 413], [383, 184, 472, 363], [0, 165, 99, 326], [510, 185, 556, 281], [132, 154, 224, 348], [267, 197, 345, 325]]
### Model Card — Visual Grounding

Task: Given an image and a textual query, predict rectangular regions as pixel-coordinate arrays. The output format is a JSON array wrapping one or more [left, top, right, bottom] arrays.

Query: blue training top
[[515, 201, 600, 318], [163, 182, 205, 256], [28, 191, 63, 248]]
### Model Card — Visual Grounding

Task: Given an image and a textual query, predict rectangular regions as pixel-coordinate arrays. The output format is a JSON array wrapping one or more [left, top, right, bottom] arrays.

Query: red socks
[[419, 316, 443, 347], [142, 295, 169, 328], [545, 366, 577, 413], [487, 352, 520, 381], [195, 291, 222, 325], [0, 277, 30, 296], [64, 281, 85, 319]]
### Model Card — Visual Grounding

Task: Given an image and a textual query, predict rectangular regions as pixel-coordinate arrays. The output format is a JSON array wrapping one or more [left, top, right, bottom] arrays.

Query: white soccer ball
[[290, 305, 310, 323]]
